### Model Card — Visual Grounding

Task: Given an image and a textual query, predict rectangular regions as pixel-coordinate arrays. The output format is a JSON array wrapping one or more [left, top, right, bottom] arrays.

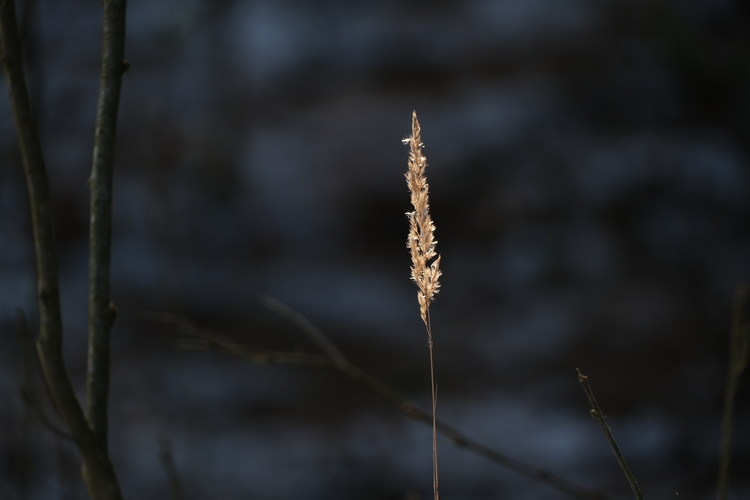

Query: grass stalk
[[577, 369, 643, 500], [427, 312, 439, 500], [404, 111, 442, 500]]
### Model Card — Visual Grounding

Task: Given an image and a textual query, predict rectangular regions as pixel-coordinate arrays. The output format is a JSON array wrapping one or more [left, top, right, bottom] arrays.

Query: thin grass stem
[[426, 313, 439, 500]]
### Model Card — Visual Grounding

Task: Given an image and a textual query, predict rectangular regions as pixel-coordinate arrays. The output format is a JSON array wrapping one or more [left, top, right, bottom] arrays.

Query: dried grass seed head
[[404, 111, 441, 324]]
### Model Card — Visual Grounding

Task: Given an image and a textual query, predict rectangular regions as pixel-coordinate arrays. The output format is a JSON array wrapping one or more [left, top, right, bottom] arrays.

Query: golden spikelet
[[404, 111, 442, 327]]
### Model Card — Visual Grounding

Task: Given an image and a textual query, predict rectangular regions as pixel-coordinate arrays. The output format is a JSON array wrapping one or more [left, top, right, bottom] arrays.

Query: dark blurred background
[[2, 0, 750, 499]]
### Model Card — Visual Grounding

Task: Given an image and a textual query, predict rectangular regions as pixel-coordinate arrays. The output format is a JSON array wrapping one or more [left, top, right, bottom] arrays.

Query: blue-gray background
[[2, 0, 749, 499]]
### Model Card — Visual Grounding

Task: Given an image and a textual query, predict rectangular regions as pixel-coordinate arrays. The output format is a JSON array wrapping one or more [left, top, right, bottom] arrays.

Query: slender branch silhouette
[[144, 304, 610, 500], [1, 1, 125, 498], [159, 436, 186, 500], [577, 369, 643, 500], [86, 0, 127, 451], [15, 310, 72, 441]]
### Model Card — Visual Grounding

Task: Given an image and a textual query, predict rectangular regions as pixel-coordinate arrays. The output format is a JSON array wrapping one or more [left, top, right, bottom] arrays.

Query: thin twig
[[577, 369, 643, 500], [159, 436, 186, 500], [16, 309, 35, 500], [717, 283, 750, 500], [1, 2, 124, 498], [19, 388, 73, 441], [147, 305, 610, 500], [262, 297, 350, 368], [15, 309, 72, 441], [259, 298, 423, 407], [178, 337, 334, 367], [138, 309, 334, 368], [15, 310, 61, 417], [86, 0, 127, 451]]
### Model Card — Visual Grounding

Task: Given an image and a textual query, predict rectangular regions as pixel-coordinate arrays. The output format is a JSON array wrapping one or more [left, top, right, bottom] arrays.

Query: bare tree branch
[[1, 2, 124, 498], [139, 309, 333, 367], [86, 0, 127, 451], [147, 305, 610, 500]]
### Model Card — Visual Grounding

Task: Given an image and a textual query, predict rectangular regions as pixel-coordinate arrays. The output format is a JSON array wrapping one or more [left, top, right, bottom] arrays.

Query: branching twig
[[19, 387, 74, 441], [15, 311, 59, 413], [146, 305, 610, 500], [260, 298, 409, 406], [262, 297, 350, 368], [717, 284, 750, 500], [139, 309, 334, 368], [1, 2, 124, 498], [86, 0, 127, 451], [577, 369, 643, 500], [15, 310, 72, 441]]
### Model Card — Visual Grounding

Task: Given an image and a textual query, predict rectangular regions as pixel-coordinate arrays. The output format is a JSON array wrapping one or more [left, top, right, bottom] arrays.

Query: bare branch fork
[[146, 303, 610, 500], [1, 0, 127, 498]]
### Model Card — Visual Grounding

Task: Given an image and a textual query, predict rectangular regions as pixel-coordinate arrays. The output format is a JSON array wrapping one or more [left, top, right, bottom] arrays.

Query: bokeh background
[[2, 0, 750, 499]]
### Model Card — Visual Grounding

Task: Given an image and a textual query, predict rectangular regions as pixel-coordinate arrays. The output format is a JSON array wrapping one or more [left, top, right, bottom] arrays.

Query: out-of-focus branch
[[717, 284, 750, 500], [15, 310, 59, 413], [148, 304, 610, 500], [265, 298, 607, 500], [139, 311, 334, 368], [86, 0, 127, 451], [158, 436, 186, 500], [577, 369, 643, 500], [19, 387, 73, 441], [16, 309, 71, 441], [1, 2, 124, 498], [260, 297, 415, 407]]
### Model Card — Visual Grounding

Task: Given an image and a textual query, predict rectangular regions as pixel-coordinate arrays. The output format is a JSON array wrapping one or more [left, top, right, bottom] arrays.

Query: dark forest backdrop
[[2, 0, 750, 499]]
